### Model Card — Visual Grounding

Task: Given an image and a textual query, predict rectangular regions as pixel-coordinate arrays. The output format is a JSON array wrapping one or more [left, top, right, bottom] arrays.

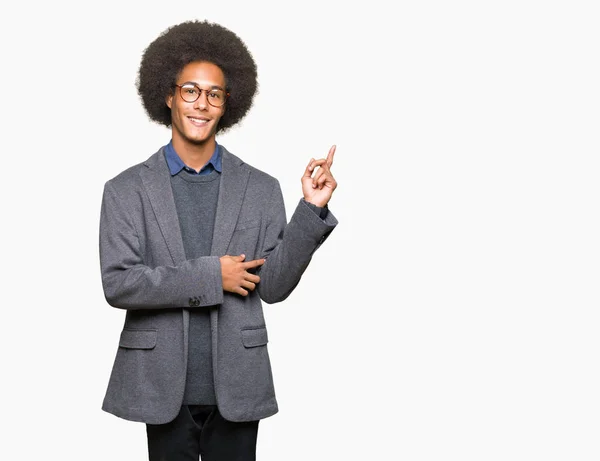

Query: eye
[[209, 91, 223, 100], [181, 84, 198, 95]]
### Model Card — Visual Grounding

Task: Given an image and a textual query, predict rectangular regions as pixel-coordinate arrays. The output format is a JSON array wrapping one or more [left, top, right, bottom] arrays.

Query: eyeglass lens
[[179, 83, 226, 106]]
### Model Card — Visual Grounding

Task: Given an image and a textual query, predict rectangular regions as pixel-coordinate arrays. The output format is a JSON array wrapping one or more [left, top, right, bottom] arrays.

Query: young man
[[99, 20, 338, 460]]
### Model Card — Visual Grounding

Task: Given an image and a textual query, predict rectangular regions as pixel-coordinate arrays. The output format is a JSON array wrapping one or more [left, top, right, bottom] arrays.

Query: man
[[99, 20, 338, 460]]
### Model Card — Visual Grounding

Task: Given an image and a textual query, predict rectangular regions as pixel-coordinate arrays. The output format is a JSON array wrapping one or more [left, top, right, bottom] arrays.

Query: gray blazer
[[99, 146, 337, 424]]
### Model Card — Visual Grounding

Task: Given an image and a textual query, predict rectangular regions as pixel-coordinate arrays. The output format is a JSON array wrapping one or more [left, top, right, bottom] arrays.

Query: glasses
[[174, 82, 229, 107]]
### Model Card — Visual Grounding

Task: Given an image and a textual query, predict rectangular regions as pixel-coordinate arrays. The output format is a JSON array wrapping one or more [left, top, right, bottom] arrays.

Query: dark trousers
[[146, 405, 259, 461]]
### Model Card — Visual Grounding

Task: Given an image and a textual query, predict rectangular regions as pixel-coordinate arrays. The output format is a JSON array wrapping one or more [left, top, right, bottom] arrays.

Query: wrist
[[304, 198, 327, 208]]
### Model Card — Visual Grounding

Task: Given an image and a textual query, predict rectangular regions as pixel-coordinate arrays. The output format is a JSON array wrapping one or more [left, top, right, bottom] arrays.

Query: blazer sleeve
[[256, 182, 338, 304], [99, 181, 224, 310]]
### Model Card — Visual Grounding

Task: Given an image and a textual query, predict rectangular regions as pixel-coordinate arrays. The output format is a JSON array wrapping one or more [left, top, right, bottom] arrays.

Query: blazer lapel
[[211, 147, 250, 256], [140, 148, 187, 265]]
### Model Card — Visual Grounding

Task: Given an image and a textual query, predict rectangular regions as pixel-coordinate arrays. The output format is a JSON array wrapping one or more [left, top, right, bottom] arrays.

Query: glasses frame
[[174, 82, 230, 107]]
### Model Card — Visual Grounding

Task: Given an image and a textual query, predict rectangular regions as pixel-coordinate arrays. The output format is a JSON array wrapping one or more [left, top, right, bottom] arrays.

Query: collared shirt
[[165, 140, 222, 176]]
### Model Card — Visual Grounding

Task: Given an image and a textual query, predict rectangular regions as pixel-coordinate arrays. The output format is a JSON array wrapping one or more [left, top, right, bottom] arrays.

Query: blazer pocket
[[119, 328, 157, 349], [241, 326, 268, 348]]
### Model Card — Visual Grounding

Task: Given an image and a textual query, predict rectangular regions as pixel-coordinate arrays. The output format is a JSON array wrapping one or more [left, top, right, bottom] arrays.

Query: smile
[[188, 116, 210, 126]]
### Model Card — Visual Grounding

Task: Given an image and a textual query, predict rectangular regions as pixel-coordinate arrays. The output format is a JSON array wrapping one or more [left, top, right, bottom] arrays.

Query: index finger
[[243, 258, 266, 269], [326, 145, 336, 167]]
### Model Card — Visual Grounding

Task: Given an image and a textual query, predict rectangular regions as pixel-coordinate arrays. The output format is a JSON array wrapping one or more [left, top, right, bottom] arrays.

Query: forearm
[[257, 199, 337, 304], [102, 256, 223, 310]]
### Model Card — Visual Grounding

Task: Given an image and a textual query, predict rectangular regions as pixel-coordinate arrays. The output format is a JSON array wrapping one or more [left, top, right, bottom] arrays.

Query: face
[[166, 61, 227, 148]]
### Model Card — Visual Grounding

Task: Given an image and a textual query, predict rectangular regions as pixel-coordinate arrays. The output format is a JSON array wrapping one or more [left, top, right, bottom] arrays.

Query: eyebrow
[[180, 81, 226, 91]]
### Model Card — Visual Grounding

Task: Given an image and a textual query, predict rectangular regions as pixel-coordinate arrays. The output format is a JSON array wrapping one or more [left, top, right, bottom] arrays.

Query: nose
[[193, 90, 209, 109]]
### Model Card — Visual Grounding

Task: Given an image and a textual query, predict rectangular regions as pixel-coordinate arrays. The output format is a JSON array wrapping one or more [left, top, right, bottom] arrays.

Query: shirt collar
[[164, 140, 222, 176]]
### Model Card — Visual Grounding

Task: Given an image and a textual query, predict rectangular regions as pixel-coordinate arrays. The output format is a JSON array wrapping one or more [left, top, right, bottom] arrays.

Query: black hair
[[137, 20, 258, 132]]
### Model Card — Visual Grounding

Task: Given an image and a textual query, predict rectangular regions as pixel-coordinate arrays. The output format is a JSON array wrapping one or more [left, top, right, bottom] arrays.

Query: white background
[[1, 0, 599, 460]]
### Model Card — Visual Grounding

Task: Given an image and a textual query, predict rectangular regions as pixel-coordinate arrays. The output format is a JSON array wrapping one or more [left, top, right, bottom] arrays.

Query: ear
[[166, 93, 173, 109]]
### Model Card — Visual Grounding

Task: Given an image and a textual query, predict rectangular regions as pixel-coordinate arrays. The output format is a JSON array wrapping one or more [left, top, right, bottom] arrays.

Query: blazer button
[[189, 297, 201, 307]]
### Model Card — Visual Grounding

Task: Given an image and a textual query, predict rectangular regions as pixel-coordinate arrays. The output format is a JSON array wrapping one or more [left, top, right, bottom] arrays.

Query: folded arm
[[99, 182, 224, 310]]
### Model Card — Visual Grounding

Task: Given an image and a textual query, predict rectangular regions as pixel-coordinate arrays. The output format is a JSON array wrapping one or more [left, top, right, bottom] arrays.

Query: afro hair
[[137, 20, 258, 132]]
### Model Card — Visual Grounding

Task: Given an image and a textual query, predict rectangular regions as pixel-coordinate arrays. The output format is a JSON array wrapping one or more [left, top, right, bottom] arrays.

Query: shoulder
[[104, 149, 164, 191]]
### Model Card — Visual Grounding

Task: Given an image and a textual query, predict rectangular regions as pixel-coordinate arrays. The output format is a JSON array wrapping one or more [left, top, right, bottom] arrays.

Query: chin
[[186, 135, 212, 145]]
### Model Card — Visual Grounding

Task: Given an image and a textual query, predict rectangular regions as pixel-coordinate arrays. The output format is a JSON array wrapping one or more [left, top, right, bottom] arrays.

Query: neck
[[172, 137, 216, 172]]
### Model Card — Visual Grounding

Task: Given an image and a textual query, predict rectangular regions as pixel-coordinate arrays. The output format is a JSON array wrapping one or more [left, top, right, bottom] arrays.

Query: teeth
[[189, 117, 208, 123]]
